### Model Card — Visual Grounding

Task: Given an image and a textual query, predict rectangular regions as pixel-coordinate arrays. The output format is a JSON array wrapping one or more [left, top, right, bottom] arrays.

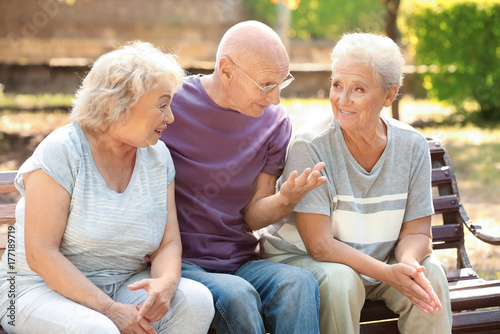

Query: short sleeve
[[281, 138, 332, 217], [403, 136, 434, 223], [165, 146, 176, 186], [15, 124, 82, 197], [261, 109, 292, 176]]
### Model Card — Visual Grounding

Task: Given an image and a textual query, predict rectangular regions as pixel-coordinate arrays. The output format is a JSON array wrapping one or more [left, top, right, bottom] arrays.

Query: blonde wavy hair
[[70, 41, 186, 133]]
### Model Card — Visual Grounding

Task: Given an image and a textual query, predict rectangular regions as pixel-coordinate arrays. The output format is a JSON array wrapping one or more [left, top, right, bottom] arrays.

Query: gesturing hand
[[128, 278, 177, 323], [279, 162, 327, 205]]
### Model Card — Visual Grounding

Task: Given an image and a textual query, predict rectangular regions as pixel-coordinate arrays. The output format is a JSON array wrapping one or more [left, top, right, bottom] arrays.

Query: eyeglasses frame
[[225, 56, 295, 95]]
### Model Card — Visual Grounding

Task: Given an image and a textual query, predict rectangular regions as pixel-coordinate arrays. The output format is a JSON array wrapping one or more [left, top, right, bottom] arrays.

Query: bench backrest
[[427, 138, 472, 270]]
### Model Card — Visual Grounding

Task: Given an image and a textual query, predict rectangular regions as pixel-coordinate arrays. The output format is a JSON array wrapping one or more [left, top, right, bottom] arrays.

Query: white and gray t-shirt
[[0, 122, 175, 318], [261, 113, 434, 283]]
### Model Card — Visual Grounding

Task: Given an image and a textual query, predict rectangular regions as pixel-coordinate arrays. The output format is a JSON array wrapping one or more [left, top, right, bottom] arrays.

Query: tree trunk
[[385, 0, 401, 120]]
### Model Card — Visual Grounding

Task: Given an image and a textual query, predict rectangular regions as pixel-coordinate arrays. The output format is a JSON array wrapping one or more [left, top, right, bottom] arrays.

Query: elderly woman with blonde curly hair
[[261, 32, 452, 334], [0, 41, 214, 334]]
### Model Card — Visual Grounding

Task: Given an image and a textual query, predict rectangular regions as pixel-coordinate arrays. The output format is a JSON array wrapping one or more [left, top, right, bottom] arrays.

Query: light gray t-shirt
[[0, 122, 175, 318], [261, 114, 434, 283]]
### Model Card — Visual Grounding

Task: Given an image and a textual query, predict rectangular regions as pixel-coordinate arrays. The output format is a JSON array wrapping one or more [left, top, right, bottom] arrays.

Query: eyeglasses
[[226, 56, 294, 95]]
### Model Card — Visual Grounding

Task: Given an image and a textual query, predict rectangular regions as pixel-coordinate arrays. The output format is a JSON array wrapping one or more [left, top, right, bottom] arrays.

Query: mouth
[[155, 125, 167, 136], [339, 109, 355, 115]]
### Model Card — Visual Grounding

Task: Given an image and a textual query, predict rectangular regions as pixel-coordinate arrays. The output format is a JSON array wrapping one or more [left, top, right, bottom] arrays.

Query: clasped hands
[[387, 261, 443, 313], [104, 278, 175, 334]]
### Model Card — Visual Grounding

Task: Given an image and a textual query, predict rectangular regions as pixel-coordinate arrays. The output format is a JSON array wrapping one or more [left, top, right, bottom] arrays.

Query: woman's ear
[[384, 85, 399, 107]]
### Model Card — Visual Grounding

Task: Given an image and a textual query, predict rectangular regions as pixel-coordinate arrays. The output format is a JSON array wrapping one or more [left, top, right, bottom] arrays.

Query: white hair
[[331, 32, 405, 91]]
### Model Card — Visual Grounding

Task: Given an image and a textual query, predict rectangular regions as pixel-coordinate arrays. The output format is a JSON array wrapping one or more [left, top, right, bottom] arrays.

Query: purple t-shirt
[[161, 75, 292, 271]]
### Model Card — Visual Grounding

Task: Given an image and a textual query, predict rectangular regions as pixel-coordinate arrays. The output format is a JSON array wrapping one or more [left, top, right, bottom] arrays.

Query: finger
[[417, 274, 442, 309], [138, 316, 157, 334], [285, 170, 299, 185], [412, 297, 436, 313], [295, 168, 312, 185], [137, 293, 157, 322], [128, 279, 148, 291], [312, 162, 326, 173], [316, 176, 328, 186], [412, 261, 425, 272], [415, 270, 442, 309]]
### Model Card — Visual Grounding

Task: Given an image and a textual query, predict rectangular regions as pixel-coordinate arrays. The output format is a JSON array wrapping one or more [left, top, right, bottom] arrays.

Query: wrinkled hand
[[103, 301, 156, 334], [128, 278, 177, 323], [385, 263, 441, 313], [279, 162, 327, 206], [409, 261, 442, 311]]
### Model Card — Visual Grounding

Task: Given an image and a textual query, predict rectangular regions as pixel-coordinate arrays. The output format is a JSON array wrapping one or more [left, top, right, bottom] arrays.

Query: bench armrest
[[465, 223, 500, 246]]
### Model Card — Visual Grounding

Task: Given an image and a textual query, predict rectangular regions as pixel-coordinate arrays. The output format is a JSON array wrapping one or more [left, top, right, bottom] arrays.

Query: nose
[[164, 106, 174, 124], [339, 89, 351, 106], [266, 87, 281, 105]]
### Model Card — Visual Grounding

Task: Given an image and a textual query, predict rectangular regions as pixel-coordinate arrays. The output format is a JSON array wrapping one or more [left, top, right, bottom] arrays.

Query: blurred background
[[0, 0, 498, 278]]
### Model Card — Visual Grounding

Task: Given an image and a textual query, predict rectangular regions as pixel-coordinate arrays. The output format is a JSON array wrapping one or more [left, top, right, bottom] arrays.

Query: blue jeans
[[182, 260, 320, 334]]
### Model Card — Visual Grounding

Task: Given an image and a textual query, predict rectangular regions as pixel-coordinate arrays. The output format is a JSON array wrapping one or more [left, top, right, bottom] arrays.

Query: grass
[[0, 94, 499, 279]]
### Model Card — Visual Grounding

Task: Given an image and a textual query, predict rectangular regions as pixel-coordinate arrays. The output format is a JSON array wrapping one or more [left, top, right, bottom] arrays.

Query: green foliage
[[400, 0, 500, 120], [246, 0, 386, 40]]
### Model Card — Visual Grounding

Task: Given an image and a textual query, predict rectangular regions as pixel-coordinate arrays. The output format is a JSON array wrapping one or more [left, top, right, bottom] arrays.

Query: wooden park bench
[[1, 137, 499, 333]]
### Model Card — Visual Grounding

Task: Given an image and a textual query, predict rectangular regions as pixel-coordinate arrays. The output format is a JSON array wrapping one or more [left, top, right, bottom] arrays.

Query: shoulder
[[262, 103, 290, 126], [17, 123, 85, 193], [172, 75, 200, 100], [294, 112, 335, 145], [31, 122, 85, 163], [385, 117, 428, 148], [140, 140, 171, 165]]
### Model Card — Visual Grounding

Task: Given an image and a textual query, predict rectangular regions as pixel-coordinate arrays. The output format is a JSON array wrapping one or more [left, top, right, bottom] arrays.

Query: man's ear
[[219, 57, 234, 83], [384, 85, 399, 107]]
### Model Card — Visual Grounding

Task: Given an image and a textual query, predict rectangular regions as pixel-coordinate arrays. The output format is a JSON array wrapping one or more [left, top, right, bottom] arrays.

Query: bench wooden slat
[[0, 233, 7, 252], [433, 195, 461, 214], [450, 284, 500, 311], [0, 171, 18, 193], [452, 308, 500, 334], [431, 166, 453, 186], [359, 320, 398, 334], [446, 268, 479, 282], [0, 203, 16, 225], [432, 224, 463, 245], [360, 309, 500, 334], [361, 281, 500, 324], [428, 141, 446, 158]]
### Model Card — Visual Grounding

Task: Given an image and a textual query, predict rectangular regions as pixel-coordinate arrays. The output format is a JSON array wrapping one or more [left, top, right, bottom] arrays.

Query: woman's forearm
[[150, 241, 182, 284], [28, 248, 115, 314]]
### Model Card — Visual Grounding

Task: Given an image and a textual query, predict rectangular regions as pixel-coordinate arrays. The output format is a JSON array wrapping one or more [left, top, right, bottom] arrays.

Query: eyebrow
[[158, 94, 172, 101]]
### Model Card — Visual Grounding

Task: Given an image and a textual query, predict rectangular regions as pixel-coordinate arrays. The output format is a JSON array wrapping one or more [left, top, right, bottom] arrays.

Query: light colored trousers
[[1, 271, 214, 334], [270, 255, 452, 334]]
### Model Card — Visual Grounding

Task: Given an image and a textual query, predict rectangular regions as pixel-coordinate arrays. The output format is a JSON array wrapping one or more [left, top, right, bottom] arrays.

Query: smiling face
[[226, 57, 290, 117], [329, 60, 397, 133], [112, 80, 174, 148]]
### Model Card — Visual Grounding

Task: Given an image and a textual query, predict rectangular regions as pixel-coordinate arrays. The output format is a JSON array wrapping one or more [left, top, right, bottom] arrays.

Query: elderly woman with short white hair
[[261, 32, 452, 333], [0, 41, 214, 333]]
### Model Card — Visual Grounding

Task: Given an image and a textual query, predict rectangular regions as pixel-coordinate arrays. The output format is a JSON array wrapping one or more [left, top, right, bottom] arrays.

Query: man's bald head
[[216, 21, 289, 69]]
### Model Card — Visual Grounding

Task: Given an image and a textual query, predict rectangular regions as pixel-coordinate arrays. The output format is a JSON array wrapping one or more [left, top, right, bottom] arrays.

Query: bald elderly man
[[161, 21, 324, 333]]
